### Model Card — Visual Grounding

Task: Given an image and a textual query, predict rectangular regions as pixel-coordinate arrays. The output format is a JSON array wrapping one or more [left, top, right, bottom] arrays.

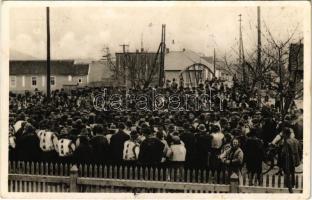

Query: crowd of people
[[9, 78, 303, 191]]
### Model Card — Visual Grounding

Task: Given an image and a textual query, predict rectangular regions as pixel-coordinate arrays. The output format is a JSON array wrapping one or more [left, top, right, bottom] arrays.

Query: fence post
[[230, 173, 239, 193], [70, 165, 78, 192]]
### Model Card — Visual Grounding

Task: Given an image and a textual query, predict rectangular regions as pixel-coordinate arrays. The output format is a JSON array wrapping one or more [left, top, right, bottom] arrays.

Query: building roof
[[164, 50, 213, 71], [10, 60, 89, 76], [201, 56, 231, 72]]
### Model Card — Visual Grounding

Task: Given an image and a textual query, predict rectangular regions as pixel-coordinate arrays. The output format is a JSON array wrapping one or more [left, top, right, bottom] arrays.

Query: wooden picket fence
[[239, 173, 303, 193], [8, 161, 303, 193]]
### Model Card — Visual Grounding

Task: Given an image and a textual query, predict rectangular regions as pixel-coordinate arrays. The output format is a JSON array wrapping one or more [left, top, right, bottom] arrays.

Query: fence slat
[[295, 175, 299, 188], [139, 167, 144, 180], [192, 169, 196, 183], [219, 171, 225, 184], [280, 174, 284, 188], [155, 168, 159, 181], [202, 169, 207, 183], [50, 163, 54, 176], [84, 164, 88, 177], [165, 168, 170, 181], [94, 165, 98, 178], [186, 169, 190, 182], [99, 165, 103, 178], [109, 166, 113, 179], [150, 167, 154, 181], [129, 166, 133, 180], [119, 165, 123, 179], [170, 168, 175, 182], [104, 165, 108, 178], [114, 166, 118, 179], [278, 175, 281, 188], [65, 164, 69, 176], [197, 169, 202, 183], [89, 164, 93, 177], [272, 175, 276, 187], [160, 168, 164, 181]]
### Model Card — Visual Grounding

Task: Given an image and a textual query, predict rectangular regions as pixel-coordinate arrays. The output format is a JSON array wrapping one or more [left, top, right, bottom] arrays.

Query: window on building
[[10, 76, 16, 87], [31, 77, 37, 86], [51, 76, 55, 86], [68, 75, 72, 82], [78, 77, 83, 84]]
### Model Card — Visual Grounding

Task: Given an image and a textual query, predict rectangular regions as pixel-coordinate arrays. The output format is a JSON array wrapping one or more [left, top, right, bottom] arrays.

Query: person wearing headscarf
[[219, 138, 244, 184]]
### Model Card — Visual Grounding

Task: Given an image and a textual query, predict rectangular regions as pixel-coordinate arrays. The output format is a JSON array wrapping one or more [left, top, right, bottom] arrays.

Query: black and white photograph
[[1, 1, 311, 198]]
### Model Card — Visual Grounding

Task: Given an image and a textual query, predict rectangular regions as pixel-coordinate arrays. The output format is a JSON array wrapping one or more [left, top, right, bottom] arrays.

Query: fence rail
[[8, 161, 303, 193]]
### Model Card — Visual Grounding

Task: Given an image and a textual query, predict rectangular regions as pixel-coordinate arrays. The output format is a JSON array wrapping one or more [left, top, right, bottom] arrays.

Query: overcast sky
[[9, 5, 304, 60]]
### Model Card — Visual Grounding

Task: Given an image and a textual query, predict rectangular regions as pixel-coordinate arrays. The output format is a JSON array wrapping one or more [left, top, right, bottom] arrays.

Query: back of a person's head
[[156, 131, 164, 140], [283, 127, 292, 138]]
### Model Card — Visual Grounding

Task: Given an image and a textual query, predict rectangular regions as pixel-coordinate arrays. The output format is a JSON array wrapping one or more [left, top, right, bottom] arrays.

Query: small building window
[[10, 76, 16, 87], [68, 75, 72, 82], [31, 77, 37, 86], [78, 77, 83, 84], [51, 76, 55, 86]]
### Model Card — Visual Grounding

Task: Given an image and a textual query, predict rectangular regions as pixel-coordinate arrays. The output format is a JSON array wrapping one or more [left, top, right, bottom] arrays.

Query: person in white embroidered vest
[[166, 133, 186, 181], [166, 133, 186, 164], [210, 125, 224, 172], [123, 130, 140, 165]]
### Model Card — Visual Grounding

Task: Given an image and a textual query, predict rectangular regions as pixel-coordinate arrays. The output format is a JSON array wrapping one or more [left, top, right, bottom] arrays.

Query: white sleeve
[[271, 134, 282, 145]]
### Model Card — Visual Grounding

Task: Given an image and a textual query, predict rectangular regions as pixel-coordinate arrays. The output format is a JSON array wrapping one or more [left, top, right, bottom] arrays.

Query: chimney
[[141, 48, 144, 52], [166, 48, 170, 54], [182, 48, 186, 52], [136, 49, 139, 53]]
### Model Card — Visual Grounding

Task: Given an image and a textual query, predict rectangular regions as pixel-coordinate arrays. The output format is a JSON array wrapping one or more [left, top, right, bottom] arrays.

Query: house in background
[[164, 49, 214, 87], [201, 56, 233, 82], [87, 60, 115, 87], [9, 60, 89, 93]]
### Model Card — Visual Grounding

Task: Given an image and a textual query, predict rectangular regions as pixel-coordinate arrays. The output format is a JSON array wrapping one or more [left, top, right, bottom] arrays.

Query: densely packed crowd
[[9, 78, 303, 189]]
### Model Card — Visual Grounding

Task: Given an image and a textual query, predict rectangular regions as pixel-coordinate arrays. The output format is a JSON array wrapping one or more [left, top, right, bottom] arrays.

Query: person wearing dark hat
[[138, 127, 165, 166], [180, 123, 197, 169], [194, 124, 211, 169], [90, 124, 110, 164], [73, 135, 94, 164], [15, 122, 41, 162], [261, 113, 278, 148], [280, 127, 301, 193], [245, 128, 265, 186], [109, 122, 130, 164]]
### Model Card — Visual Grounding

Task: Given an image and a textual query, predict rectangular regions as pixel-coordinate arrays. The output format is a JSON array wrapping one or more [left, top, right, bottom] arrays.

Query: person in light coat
[[219, 138, 244, 184]]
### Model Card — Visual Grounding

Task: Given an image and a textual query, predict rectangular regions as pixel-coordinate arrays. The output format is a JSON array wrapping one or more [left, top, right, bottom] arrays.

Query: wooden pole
[[213, 48, 216, 77], [46, 7, 51, 100]]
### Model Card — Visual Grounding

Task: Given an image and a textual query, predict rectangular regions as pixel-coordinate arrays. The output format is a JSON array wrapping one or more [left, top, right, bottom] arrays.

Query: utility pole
[[141, 32, 144, 52], [238, 14, 246, 84], [213, 48, 216, 77], [119, 44, 129, 53], [46, 7, 51, 101], [159, 24, 166, 87]]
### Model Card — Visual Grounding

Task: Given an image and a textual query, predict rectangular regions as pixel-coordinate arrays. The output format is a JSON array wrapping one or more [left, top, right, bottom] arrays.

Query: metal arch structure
[[178, 63, 215, 87]]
